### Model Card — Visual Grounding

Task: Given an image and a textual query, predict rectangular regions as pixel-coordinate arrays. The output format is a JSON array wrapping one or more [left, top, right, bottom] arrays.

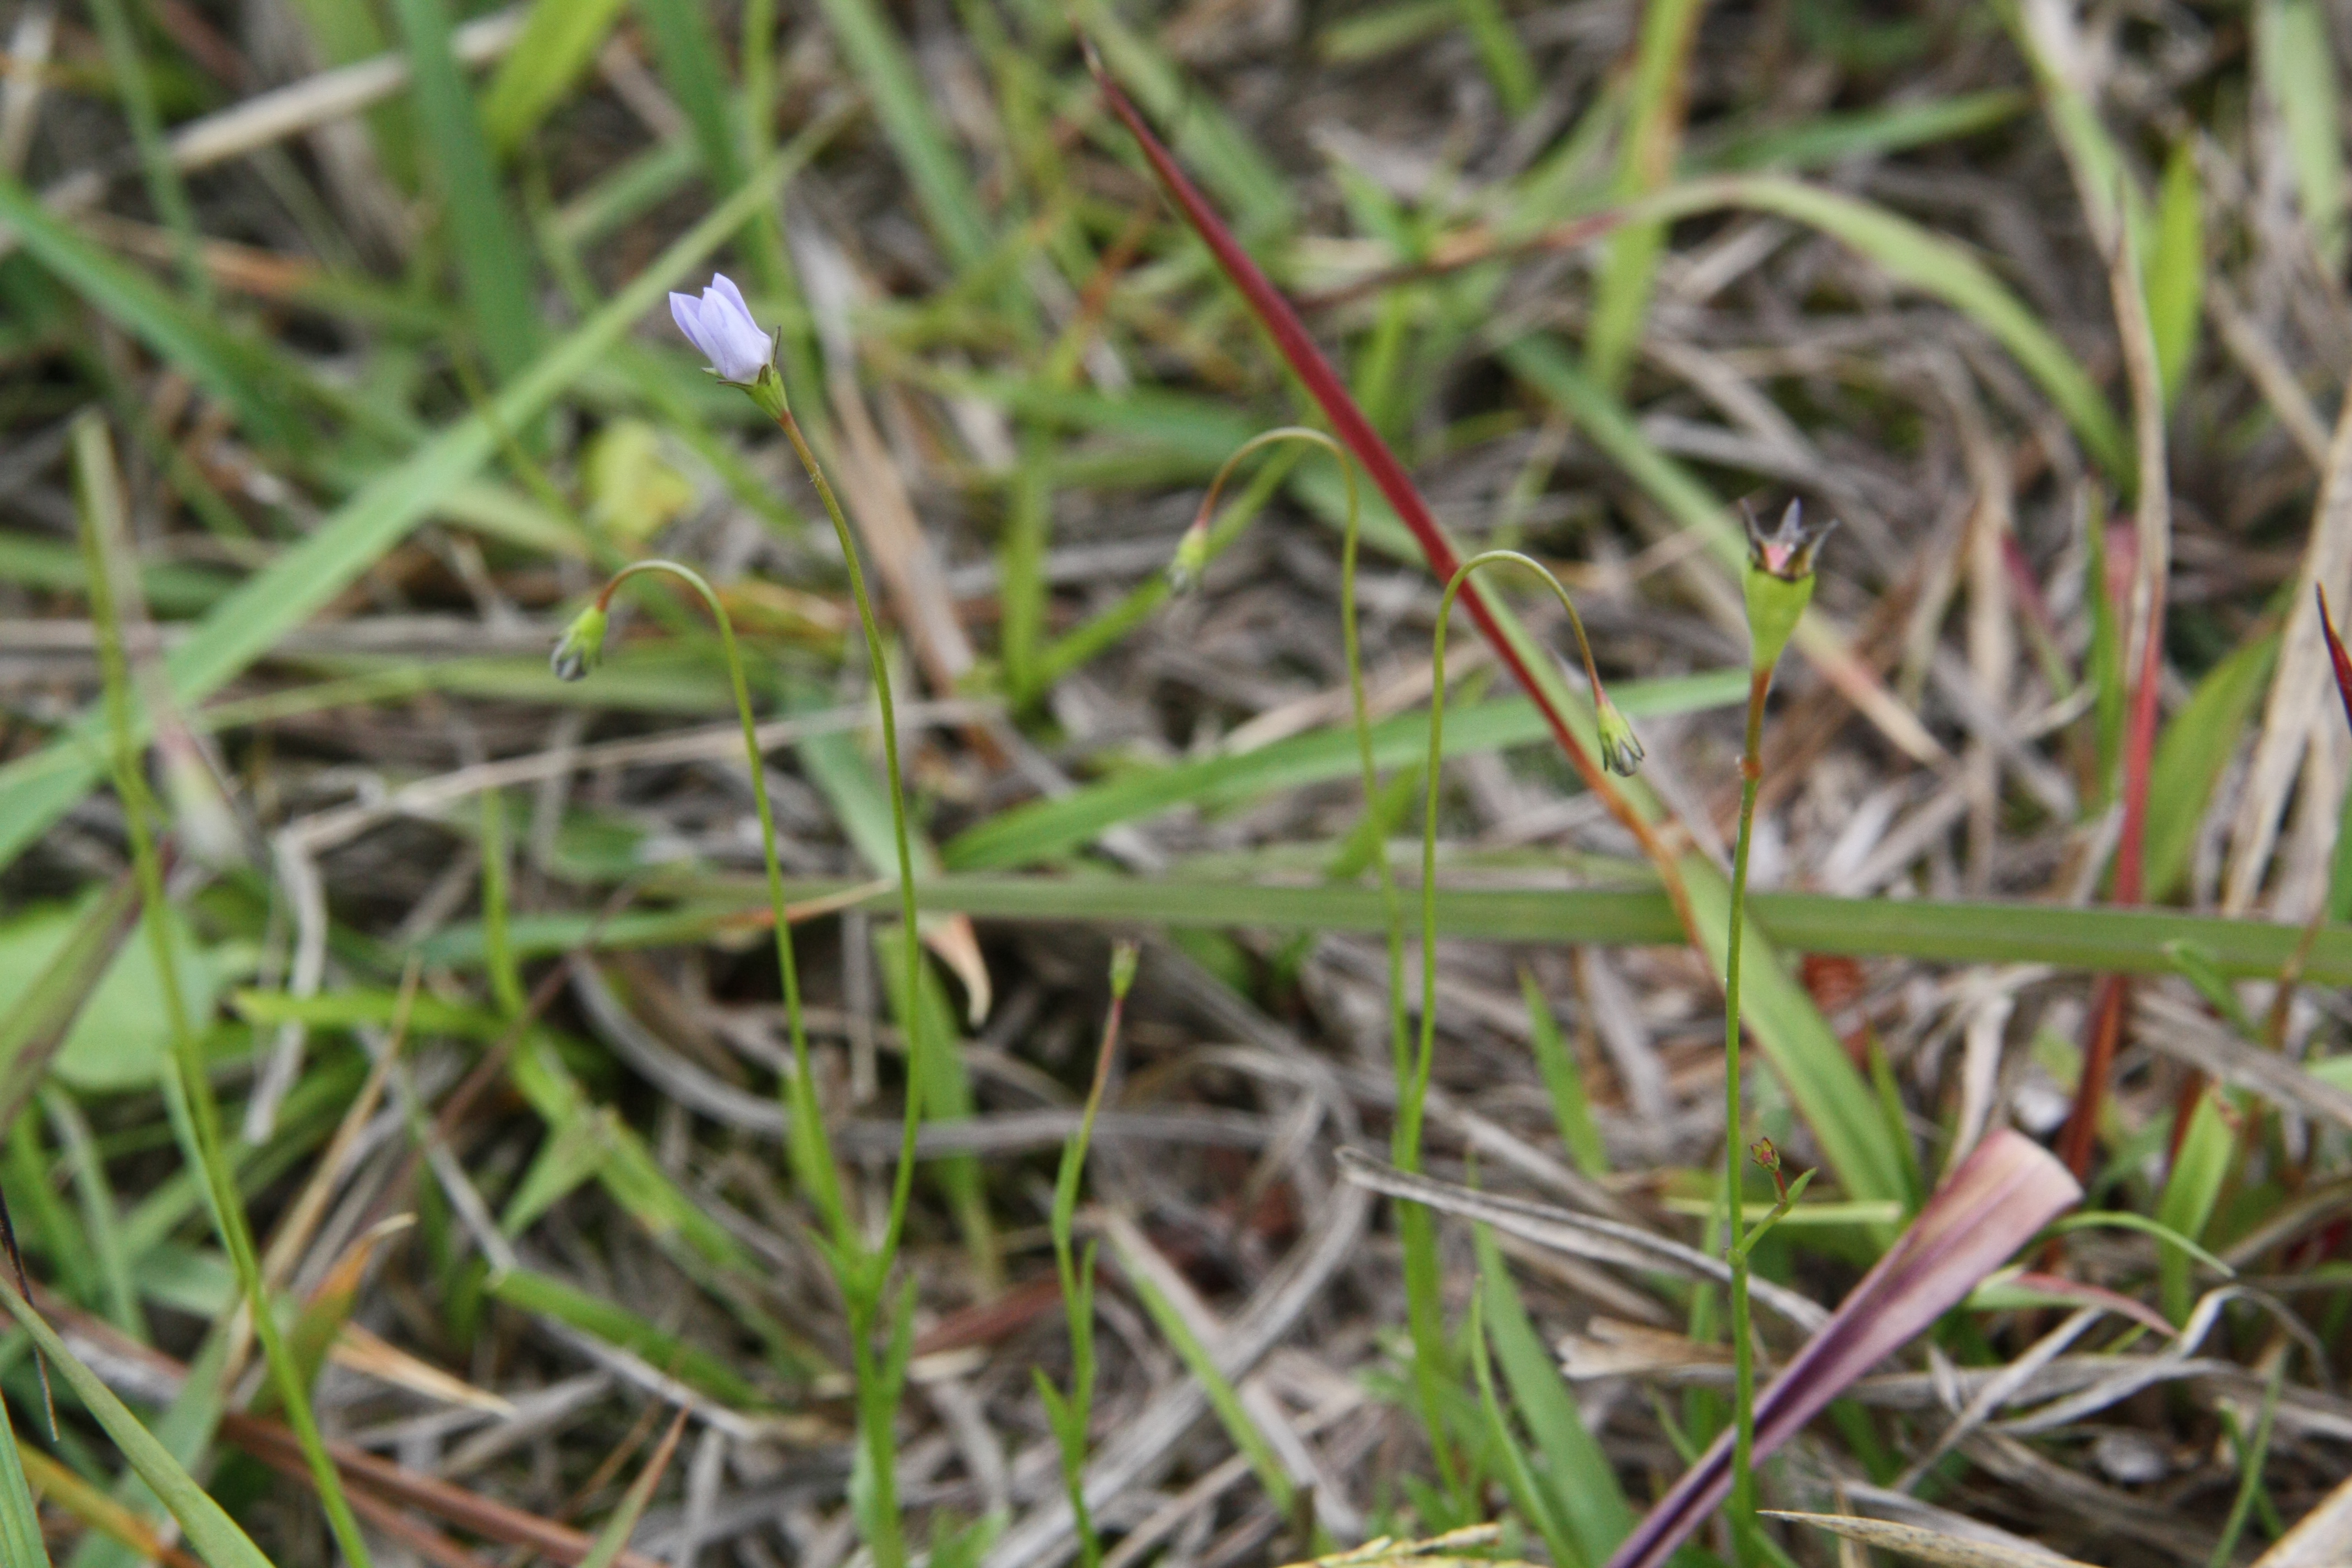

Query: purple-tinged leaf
[[1604, 1129, 2081, 1568], [2317, 586, 2352, 734], [1082, 40, 1627, 810]]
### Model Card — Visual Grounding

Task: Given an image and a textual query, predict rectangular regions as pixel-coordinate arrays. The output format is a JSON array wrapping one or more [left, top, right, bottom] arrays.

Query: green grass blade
[[1623, 176, 2131, 480], [1072, 0, 1294, 236], [1694, 90, 2029, 172], [1469, 1291, 1578, 1567], [2155, 1088, 2235, 1325], [1456, 0, 1536, 114], [487, 1267, 764, 1406], [0, 158, 800, 874], [2143, 629, 2277, 903], [2147, 139, 2206, 409], [390, 0, 541, 381], [631, 0, 797, 305], [1585, 0, 1706, 390], [1119, 1268, 1293, 1515], [84, 0, 208, 305], [2260, 0, 2347, 267], [1520, 971, 1609, 1178], [810, 0, 992, 267], [0, 1389, 50, 1568], [944, 671, 1746, 870], [479, 0, 633, 153], [1476, 1228, 1632, 1565], [0, 178, 296, 448], [0, 1281, 275, 1568], [428, 875, 2352, 986]]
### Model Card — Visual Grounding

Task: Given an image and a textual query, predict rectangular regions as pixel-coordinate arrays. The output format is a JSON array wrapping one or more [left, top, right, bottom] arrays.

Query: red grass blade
[[1603, 1129, 2082, 1568], [2318, 587, 2352, 734], [1083, 40, 1652, 840]]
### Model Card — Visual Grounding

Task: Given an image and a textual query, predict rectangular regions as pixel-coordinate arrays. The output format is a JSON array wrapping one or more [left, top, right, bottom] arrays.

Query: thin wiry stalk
[[773, 404, 931, 1568], [1421, 547, 1620, 1500], [74, 412, 375, 1568], [1725, 664, 1769, 1562], [1041, 940, 1140, 1568], [1172, 428, 1400, 1079], [582, 533, 927, 1567]]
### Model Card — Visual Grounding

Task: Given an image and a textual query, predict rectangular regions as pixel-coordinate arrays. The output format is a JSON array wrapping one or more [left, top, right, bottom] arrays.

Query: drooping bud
[[1741, 499, 1834, 674], [550, 602, 609, 682], [1109, 939, 1141, 1000], [1166, 516, 1211, 594], [1594, 692, 1645, 776]]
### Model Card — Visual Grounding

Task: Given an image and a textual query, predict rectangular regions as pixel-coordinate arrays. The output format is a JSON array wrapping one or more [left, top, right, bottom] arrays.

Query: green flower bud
[[742, 358, 790, 422], [1742, 499, 1833, 673], [1109, 939, 1141, 999], [1594, 692, 1645, 776], [1166, 518, 1211, 594], [550, 602, 609, 682]]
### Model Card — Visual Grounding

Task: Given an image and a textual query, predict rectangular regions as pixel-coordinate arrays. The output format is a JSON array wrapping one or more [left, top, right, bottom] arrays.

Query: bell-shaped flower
[[669, 274, 773, 385]]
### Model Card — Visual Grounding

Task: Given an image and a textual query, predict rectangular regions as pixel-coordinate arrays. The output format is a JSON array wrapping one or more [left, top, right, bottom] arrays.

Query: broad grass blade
[[1603, 1130, 2081, 1568]]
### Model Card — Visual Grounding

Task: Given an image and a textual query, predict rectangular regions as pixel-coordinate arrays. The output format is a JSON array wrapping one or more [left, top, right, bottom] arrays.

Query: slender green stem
[[774, 406, 927, 1568], [595, 558, 850, 1237], [74, 415, 373, 1568], [1043, 943, 1139, 1568], [1725, 666, 1769, 1564], [1420, 548, 1613, 1500]]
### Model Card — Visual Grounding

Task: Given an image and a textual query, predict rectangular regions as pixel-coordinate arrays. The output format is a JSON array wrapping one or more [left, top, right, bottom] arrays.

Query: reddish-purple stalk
[[1082, 40, 1700, 952], [1603, 1130, 2081, 1568]]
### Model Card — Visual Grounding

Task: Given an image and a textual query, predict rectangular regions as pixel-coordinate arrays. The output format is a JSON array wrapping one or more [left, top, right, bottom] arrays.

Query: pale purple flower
[[669, 274, 771, 383]]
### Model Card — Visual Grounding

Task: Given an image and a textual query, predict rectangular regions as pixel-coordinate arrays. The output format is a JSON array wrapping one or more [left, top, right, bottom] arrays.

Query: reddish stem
[[1085, 43, 1699, 948]]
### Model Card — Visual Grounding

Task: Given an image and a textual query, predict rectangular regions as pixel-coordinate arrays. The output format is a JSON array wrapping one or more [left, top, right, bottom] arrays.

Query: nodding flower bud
[[550, 603, 609, 682], [1166, 517, 1211, 594], [1109, 939, 1141, 999], [1742, 498, 1834, 674], [1594, 692, 1645, 776]]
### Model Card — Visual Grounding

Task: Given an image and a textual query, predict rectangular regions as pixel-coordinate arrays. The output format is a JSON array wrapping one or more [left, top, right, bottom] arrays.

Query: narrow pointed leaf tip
[[668, 274, 772, 384], [1603, 1129, 2081, 1568], [2317, 587, 2352, 734]]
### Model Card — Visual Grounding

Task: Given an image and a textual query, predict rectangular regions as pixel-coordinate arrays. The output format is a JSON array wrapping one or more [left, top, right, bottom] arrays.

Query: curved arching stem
[[1182, 428, 1406, 1067], [1402, 547, 1616, 1499], [1414, 549, 1613, 1166], [595, 523, 927, 1568], [591, 559, 853, 1235]]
